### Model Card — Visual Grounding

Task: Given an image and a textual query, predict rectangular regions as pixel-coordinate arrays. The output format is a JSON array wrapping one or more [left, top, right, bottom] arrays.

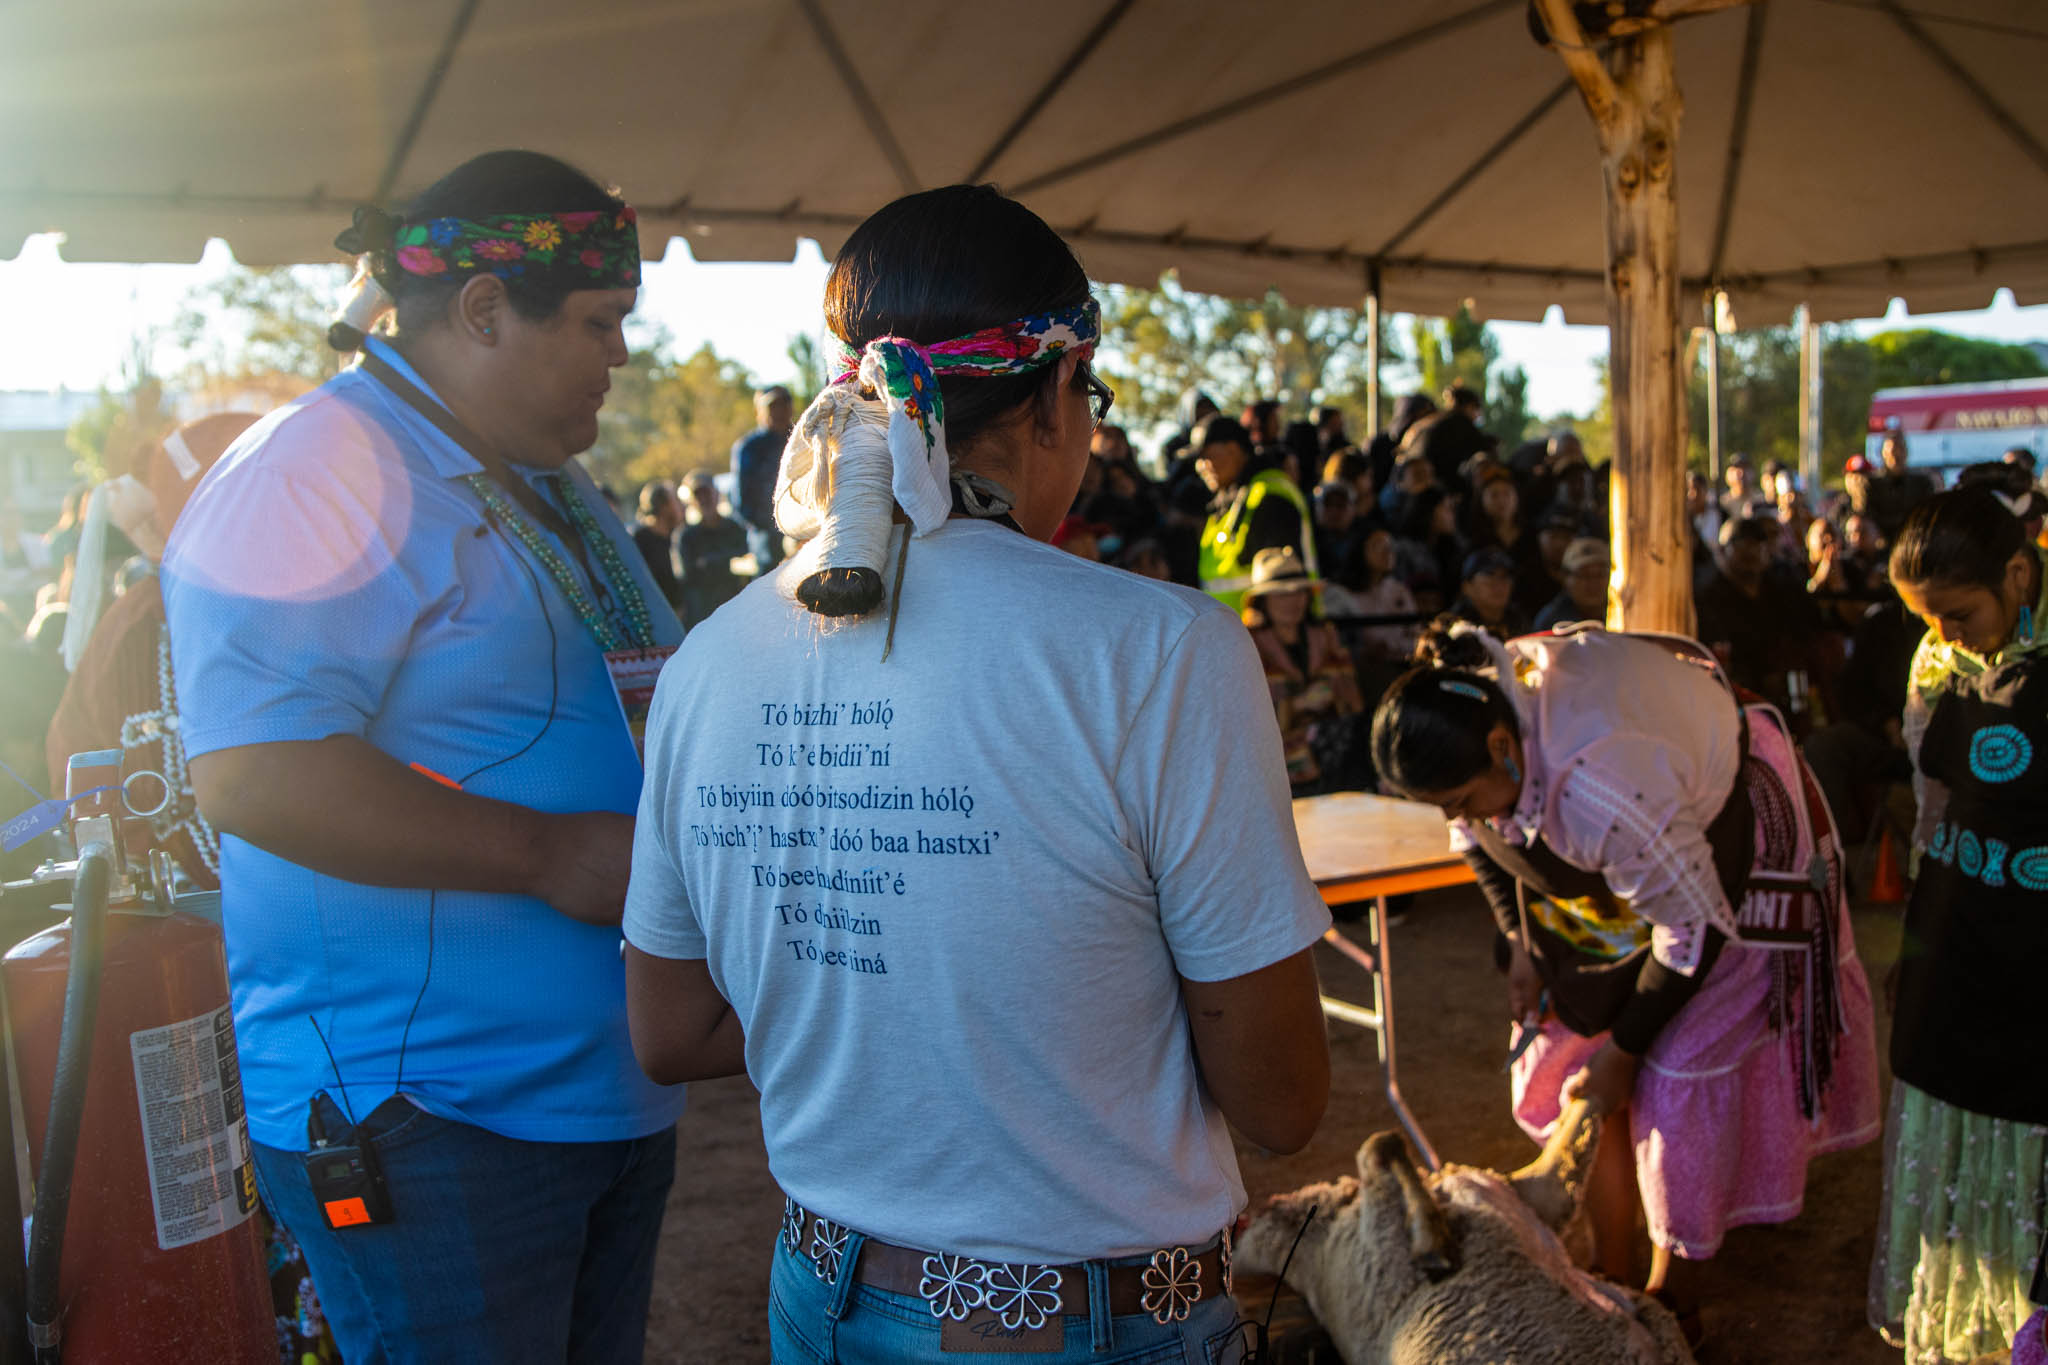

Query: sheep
[[1233, 1100, 1695, 1365]]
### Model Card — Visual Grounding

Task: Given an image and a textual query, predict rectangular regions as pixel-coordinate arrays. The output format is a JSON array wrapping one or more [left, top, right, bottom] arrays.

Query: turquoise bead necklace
[[463, 473, 654, 652]]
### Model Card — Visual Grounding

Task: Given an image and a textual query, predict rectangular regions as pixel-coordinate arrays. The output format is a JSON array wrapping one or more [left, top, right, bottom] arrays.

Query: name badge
[[605, 646, 677, 762], [1735, 873, 1821, 946], [2, 798, 69, 853]]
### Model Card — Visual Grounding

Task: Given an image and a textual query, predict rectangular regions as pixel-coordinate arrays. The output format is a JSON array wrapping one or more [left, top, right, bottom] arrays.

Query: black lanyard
[[948, 478, 1024, 534], [360, 350, 631, 640]]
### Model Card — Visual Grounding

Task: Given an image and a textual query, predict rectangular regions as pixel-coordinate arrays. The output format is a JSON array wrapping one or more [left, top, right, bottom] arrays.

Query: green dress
[[1869, 547, 2048, 1364]]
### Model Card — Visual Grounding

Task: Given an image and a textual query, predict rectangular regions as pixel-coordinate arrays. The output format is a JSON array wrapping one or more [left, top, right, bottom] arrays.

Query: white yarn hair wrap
[[333, 256, 395, 344], [772, 367, 955, 604]]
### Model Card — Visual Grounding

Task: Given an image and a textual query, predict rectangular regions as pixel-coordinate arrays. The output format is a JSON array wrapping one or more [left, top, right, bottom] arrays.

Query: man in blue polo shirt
[[162, 151, 683, 1363]]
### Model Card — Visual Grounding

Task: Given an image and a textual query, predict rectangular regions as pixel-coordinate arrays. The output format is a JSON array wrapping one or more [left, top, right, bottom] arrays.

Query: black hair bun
[[326, 320, 366, 353], [795, 566, 884, 618], [1414, 616, 1495, 670], [334, 204, 400, 257]]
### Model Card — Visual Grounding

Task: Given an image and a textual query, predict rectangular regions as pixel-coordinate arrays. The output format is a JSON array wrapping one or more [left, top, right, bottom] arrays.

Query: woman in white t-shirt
[[621, 185, 1331, 1364]]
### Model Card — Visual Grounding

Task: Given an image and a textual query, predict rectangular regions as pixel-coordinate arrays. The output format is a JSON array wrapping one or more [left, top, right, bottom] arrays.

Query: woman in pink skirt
[[1369, 621, 1880, 1344]]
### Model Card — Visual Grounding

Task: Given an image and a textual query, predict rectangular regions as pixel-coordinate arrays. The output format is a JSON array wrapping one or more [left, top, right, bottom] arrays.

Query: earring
[[1504, 754, 1522, 784], [481, 325, 493, 336], [2021, 604, 2035, 645]]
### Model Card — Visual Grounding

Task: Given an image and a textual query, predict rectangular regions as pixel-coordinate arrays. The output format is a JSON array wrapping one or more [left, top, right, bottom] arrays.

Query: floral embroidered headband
[[335, 203, 641, 293], [832, 298, 1101, 463], [768, 296, 1102, 613]]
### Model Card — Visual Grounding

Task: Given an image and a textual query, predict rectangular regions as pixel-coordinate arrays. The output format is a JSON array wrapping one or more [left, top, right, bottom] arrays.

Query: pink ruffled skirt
[[1511, 726, 1883, 1259]]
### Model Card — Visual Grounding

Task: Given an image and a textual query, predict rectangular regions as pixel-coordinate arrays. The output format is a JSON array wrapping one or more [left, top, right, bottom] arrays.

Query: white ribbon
[[161, 429, 202, 482], [856, 344, 953, 535]]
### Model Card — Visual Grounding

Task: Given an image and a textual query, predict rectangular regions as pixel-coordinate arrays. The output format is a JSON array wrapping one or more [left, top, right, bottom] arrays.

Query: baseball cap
[[1562, 538, 1611, 574], [1461, 547, 1516, 582]]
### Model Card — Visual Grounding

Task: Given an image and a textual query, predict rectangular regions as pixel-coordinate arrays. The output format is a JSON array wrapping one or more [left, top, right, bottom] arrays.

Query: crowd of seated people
[[1028, 388, 1620, 792], [1038, 386, 2046, 814]]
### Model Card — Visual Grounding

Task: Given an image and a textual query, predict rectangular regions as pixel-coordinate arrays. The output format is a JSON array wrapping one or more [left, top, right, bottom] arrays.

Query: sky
[[5, 231, 2048, 419]]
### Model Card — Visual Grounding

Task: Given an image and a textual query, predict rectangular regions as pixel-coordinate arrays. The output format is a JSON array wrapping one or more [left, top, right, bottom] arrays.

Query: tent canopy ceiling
[[6, 0, 2048, 323]]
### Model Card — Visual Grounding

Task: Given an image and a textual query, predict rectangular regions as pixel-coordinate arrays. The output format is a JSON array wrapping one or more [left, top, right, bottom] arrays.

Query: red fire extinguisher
[[0, 750, 271, 1364]]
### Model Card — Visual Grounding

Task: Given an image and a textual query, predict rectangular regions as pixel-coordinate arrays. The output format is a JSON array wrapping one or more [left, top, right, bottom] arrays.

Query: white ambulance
[[1866, 377, 2048, 480]]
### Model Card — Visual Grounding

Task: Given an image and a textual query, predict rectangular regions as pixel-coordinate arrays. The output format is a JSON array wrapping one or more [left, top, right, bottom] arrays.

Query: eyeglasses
[[1083, 366, 1115, 429]]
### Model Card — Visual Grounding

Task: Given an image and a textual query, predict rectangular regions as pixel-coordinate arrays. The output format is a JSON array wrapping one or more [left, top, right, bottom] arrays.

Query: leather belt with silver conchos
[[781, 1198, 1231, 1332]]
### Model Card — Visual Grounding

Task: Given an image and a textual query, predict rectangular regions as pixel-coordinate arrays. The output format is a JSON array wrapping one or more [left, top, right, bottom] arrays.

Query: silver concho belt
[[781, 1197, 1231, 1329]]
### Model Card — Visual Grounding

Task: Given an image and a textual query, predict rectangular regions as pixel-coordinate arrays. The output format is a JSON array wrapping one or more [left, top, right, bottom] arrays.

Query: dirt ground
[[645, 880, 1908, 1364]]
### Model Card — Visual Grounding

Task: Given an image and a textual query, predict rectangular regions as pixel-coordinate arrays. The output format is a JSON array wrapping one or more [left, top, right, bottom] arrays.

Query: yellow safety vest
[[1199, 468, 1316, 610]]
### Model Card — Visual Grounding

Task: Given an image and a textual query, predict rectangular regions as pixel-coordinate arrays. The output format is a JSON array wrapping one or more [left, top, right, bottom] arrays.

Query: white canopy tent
[[7, 0, 2047, 625], [9, 1, 2045, 317]]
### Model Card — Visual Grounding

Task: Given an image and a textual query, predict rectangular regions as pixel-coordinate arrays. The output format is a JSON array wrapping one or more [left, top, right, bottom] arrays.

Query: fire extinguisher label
[[128, 1004, 260, 1251]]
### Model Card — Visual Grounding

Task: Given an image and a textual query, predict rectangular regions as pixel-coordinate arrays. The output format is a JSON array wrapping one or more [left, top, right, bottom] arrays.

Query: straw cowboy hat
[[1242, 546, 1318, 601]]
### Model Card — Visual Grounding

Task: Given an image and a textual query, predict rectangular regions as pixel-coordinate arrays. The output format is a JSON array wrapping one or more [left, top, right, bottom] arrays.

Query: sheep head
[[1233, 1130, 1464, 1360]]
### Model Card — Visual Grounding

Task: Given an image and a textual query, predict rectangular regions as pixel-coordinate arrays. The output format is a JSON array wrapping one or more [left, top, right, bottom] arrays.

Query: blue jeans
[[767, 1234, 1247, 1363], [252, 1095, 676, 1364]]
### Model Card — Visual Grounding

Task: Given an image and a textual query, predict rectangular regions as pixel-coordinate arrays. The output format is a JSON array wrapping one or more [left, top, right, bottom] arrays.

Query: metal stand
[[1318, 896, 1439, 1171]]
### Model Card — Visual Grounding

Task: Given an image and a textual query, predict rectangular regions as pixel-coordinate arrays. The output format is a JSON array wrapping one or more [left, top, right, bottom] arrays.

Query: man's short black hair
[[639, 480, 678, 517], [1195, 416, 1253, 454], [1720, 516, 1773, 548]]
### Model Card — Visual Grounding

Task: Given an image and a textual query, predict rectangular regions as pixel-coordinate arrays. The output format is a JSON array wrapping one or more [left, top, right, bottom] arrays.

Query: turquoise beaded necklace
[[463, 473, 655, 652]]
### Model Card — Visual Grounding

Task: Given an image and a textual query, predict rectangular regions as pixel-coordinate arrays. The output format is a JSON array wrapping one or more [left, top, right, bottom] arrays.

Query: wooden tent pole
[[1704, 290, 1723, 483], [1798, 302, 1823, 496], [1364, 259, 1384, 432], [1537, 0, 1696, 635]]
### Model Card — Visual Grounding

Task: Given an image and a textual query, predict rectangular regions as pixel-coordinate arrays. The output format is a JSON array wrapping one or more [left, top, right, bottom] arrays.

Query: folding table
[[1289, 791, 1477, 1171]]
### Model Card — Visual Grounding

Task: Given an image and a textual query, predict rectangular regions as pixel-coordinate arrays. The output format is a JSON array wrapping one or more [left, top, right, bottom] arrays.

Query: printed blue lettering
[[1968, 724, 2033, 784], [1958, 830, 1984, 878], [2011, 845, 2048, 892]]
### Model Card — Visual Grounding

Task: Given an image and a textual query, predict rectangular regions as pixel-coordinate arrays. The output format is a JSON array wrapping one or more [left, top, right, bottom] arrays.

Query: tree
[[1408, 304, 1534, 447], [1858, 328, 2045, 388], [1410, 305, 1496, 398], [1095, 272, 1396, 438], [588, 341, 759, 491], [1684, 325, 2045, 481], [1096, 275, 1246, 431], [1213, 289, 1380, 417], [1487, 365, 1534, 450], [1685, 326, 1801, 470], [786, 332, 829, 408], [169, 265, 350, 407], [66, 337, 176, 483]]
